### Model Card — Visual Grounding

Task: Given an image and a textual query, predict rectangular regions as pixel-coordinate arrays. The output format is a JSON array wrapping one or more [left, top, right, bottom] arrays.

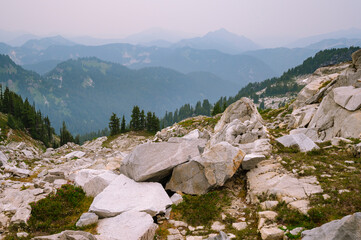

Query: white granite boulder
[[97, 211, 157, 240], [119, 138, 206, 182], [89, 174, 172, 218], [166, 142, 245, 195], [302, 212, 361, 240], [276, 133, 319, 152]]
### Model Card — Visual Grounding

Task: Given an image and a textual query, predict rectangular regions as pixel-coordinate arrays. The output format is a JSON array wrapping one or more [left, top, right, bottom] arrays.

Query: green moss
[[27, 184, 93, 235], [172, 189, 231, 226]]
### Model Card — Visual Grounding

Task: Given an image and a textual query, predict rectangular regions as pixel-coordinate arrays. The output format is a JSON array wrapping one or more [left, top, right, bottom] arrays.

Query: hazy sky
[[1, 0, 361, 45]]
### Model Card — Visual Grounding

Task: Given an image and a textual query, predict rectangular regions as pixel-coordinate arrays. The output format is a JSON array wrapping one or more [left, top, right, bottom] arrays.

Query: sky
[[1, 0, 361, 46]]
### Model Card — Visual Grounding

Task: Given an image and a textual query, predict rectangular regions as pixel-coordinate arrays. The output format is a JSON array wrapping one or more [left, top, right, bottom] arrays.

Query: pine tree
[[211, 102, 222, 116], [146, 111, 153, 132], [130, 106, 141, 130], [140, 110, 145, 130], [60, 121, 74, 146], [109, 113, 120, 136], [121, 115, 126, 133]]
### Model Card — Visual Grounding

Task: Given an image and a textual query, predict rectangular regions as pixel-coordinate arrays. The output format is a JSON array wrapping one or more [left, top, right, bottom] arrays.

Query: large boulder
[[308, 91, 361, 141], [211, 98, 267, 146], [72, 169, 118, 196], [302, 212, 361, 240], [166, 142, 245, 195], [119, 138, 206, 182], [89, 174, 172, 218], [276, 133, 319, 152], [97, 211, 157, 240], [83, 172, 118, 197]]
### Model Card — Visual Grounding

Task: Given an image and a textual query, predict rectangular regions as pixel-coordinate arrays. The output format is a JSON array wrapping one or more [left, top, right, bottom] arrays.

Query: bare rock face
[[211, 98, 267, 146], [119, 138, 206, 182], [166, 142, 245, 195], [288, 50, 361, 141], [89, 174, 172, 218], [97, 211, 158, 240], [307, 90, 361, 141], [302, 212, 361, 240], [247, 159, 322, 214]]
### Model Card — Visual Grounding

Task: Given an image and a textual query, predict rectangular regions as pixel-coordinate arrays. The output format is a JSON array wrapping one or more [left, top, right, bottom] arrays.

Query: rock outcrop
[[288, 49, 361, 141], [210, 98, 268, 146]]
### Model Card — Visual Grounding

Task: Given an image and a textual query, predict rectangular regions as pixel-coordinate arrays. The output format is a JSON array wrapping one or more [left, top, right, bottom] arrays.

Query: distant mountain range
[[0, 40, 276, 85], [287, 28, 361, 48], [171, 28, 260, 54], [0, 55, 239, 134]]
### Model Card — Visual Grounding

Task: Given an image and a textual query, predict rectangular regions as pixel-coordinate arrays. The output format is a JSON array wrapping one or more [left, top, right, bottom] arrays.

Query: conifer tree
[[130, 106, 141, 130], [109, 113, 120, 136], [121, 115, 126, 133]]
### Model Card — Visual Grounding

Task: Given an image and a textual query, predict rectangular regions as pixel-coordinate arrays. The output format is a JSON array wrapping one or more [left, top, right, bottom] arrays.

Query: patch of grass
[[275, 143, 361, 230], [318, 80, 332, 90], [178, 119, 195, 128], [273, 141, 300, 154], [27, 184, 93, 235], [172, 189, 231, 226], [275, 202, 316, 229], [154, 221, 172, 240]]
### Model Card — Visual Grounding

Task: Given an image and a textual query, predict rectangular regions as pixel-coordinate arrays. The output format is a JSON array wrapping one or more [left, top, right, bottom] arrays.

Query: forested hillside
[[161, 47, 360, 127], [0, 55, 239, 134]]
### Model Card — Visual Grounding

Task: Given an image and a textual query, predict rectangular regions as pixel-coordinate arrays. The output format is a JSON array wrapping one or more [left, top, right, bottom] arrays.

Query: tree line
[[0, 85, 55, 147], [108, 106, 160, 136]]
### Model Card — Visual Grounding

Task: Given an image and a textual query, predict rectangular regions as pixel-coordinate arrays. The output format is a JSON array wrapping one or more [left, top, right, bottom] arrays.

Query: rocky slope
[[0, 50, 361, 240]]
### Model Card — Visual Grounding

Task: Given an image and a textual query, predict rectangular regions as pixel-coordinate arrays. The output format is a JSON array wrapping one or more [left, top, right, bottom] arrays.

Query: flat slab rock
[[97, 211, 157, 240], [119, 138, 206, 182], [276, 133, 319, 152], [247, 160, 323, 205], [302, 212, 361, 240], [89, 174, 172, 218]]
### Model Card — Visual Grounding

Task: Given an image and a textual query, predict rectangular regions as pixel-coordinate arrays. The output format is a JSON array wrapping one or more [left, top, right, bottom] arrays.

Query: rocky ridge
[[0, 50, 360, 240]]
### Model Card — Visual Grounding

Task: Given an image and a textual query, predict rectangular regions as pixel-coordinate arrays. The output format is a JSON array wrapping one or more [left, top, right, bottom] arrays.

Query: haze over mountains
[[1, 27, 361, 134]]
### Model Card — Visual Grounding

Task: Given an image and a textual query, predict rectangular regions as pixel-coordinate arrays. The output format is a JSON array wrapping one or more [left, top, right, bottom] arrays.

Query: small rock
[[322, 194, 330, 200], [206, 231, 230, 240], [170, 193, 183, 205], [232, 222, 247, 231], [258, 211, 278, 221], [290, 227, 304, 236], [76, 212, 98, 227], [16, 232, 29, 238], [260, 201, 278, 210], [338, 189, 350, 194], [260, 227, 284, 240], [288, 200, 310, 215], [242, 154, 266, 170], [211, 221, 225, 231], [53, 179, 67, 186], [186, 237, 203, 240]]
